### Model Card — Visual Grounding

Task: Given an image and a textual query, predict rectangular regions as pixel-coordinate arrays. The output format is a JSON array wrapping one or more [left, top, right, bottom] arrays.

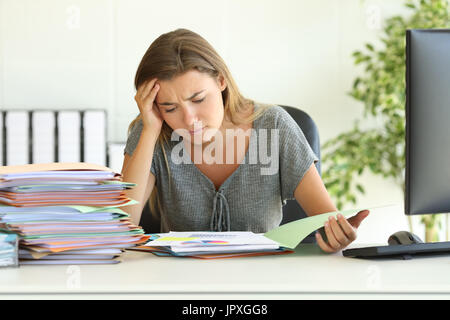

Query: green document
[[264, 208, 366, 249], [72, 199, 138, 213], [101, 181, 136, 187]]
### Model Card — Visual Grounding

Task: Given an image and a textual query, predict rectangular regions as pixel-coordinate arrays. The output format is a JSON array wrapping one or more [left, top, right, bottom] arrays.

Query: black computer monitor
[[405, 29, 450, 215], [342, 29, 450, 259]]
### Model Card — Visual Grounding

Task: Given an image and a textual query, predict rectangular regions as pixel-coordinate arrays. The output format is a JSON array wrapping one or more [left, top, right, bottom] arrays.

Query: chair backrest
[[278, 105, 321, 243], [139, 105, 321, 242]]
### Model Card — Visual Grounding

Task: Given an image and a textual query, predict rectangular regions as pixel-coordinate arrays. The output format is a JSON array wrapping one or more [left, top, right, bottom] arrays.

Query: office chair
[[139, 105, 321, 243], [278, 105, 321, 243]]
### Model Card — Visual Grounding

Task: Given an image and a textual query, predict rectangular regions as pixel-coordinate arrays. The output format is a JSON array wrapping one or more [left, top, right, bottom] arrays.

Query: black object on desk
[[343, 231, 450, 260], [346, 29, 450, 260], [342, 241, 450, 260]]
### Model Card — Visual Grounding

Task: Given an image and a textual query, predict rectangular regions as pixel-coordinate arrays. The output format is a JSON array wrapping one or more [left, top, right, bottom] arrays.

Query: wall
[[1, 0, 446, 241]]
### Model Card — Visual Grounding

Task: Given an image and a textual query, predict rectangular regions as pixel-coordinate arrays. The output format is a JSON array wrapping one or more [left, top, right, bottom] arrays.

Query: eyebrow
[[157, 90, 205, 106]]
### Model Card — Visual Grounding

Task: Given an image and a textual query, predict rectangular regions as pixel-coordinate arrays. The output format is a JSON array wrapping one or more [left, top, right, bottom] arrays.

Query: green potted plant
[[322, 0, 450, 242]]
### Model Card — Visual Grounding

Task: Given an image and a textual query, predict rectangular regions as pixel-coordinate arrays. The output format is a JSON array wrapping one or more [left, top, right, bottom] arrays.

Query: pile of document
[[129, 231, 294, 259], [0, 162, 149, 265]]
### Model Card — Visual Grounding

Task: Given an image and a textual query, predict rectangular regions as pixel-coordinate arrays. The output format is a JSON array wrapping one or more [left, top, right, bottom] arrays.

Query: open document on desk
[[129, 231, 294, 259], [129, 207, 372, 259]]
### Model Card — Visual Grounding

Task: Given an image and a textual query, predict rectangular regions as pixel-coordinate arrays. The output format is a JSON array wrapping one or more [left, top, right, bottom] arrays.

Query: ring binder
[[0, 109, 109, 167]]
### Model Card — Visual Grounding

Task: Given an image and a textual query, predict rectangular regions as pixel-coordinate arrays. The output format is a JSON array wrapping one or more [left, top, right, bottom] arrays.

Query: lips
[[189, 127, 204, 134]]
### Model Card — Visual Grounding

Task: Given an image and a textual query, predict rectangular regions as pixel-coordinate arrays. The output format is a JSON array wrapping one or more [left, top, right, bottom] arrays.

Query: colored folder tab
[[0, 162, 115, 175], [71, 200, 138, 213], [263, 207, 368, 249]]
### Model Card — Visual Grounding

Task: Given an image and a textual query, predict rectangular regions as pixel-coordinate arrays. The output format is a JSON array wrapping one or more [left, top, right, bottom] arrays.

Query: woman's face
[[155, 69, 227, 146]]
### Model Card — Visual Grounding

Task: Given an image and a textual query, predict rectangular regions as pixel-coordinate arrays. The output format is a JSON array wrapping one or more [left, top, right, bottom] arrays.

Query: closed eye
[[193, 98, 205, 103], [164, 98, 205, 113]]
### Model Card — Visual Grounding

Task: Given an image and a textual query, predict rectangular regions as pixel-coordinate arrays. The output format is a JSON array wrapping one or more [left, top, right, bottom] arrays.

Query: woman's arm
[[121, 128, 159, 226], [294, 163, 369, 252], [293, 163, 337, 215], [122, 78, 163, 225]]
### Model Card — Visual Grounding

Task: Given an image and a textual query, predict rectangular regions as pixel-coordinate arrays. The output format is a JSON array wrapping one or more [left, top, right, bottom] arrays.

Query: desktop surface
[[1, 243, 449, 299]]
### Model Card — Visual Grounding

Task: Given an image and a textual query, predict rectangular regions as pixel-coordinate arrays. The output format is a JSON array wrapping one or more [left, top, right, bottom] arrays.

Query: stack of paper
[[0, 162, 149, 265], [129, 231, 294, 259], [0, 163, 133, 207]]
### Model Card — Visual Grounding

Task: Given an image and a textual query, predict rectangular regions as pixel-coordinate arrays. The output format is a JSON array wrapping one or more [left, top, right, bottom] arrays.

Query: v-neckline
[[186, 104, 259, 192], [190, 145, 251, 192]]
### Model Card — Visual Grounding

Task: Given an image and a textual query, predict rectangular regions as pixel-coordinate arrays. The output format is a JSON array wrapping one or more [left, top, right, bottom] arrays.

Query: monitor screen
[[405, 29, 450, 215]]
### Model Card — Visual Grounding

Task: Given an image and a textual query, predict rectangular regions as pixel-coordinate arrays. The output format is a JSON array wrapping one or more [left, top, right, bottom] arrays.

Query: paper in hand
[[263, 207, 370, 249]]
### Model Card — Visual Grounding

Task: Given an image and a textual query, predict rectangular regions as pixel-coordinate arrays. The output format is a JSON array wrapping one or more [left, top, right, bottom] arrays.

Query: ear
[[217, 74, 227, 92]]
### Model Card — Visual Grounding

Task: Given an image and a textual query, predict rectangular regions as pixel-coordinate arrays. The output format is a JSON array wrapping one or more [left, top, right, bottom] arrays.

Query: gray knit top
[[124, 102, 318, 233]]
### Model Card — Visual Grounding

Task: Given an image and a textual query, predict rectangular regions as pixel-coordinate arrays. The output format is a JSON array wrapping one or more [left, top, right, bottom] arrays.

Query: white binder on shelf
[[32, 111, 55, 164], [84, 110, 106, 166], [57, 111, 80, 162], [0, 112, 3, 165], [6, 111, 29, 166], [108, 142, 126, 174]]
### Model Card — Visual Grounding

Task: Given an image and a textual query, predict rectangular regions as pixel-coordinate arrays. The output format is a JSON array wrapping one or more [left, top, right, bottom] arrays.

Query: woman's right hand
[[134, 78, 163, 134]]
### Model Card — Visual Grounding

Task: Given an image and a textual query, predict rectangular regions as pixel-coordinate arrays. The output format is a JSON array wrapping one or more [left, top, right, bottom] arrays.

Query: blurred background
[[0, 0, 448, 243]]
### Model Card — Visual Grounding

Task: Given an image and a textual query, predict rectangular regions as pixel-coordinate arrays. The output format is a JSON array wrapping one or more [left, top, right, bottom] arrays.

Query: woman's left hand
[[315, 210, 370, 253]]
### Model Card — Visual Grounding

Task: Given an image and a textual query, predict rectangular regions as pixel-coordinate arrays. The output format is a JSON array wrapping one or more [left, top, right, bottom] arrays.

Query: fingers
[[316, 211, 370, 253], [323, 218, 342, 251], [147, 82, 160, 104], [139, 78, 157, 97], [336, 213, 357, 242], [348, 210, 370, 229], [317, 214, 360, 253], [328, 215, 351, 247], [135, 78, 159, 105], [315, 231, 335, 253]]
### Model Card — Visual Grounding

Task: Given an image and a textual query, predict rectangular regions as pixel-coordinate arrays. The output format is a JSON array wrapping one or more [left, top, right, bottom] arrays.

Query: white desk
[[1, 244, 449, 299], [1, 205, 449, 299]]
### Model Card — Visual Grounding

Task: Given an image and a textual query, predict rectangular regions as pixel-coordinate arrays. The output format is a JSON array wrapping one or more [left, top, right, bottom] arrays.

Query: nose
[[182, 105, 198, 127]]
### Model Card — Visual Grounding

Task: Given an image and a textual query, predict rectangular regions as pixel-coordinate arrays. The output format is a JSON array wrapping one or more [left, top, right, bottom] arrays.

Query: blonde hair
[[128, 28, 270, 222]]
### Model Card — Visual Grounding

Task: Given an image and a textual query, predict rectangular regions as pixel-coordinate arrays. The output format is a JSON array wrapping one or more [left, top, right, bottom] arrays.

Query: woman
[[121, 28, 369, 253]]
